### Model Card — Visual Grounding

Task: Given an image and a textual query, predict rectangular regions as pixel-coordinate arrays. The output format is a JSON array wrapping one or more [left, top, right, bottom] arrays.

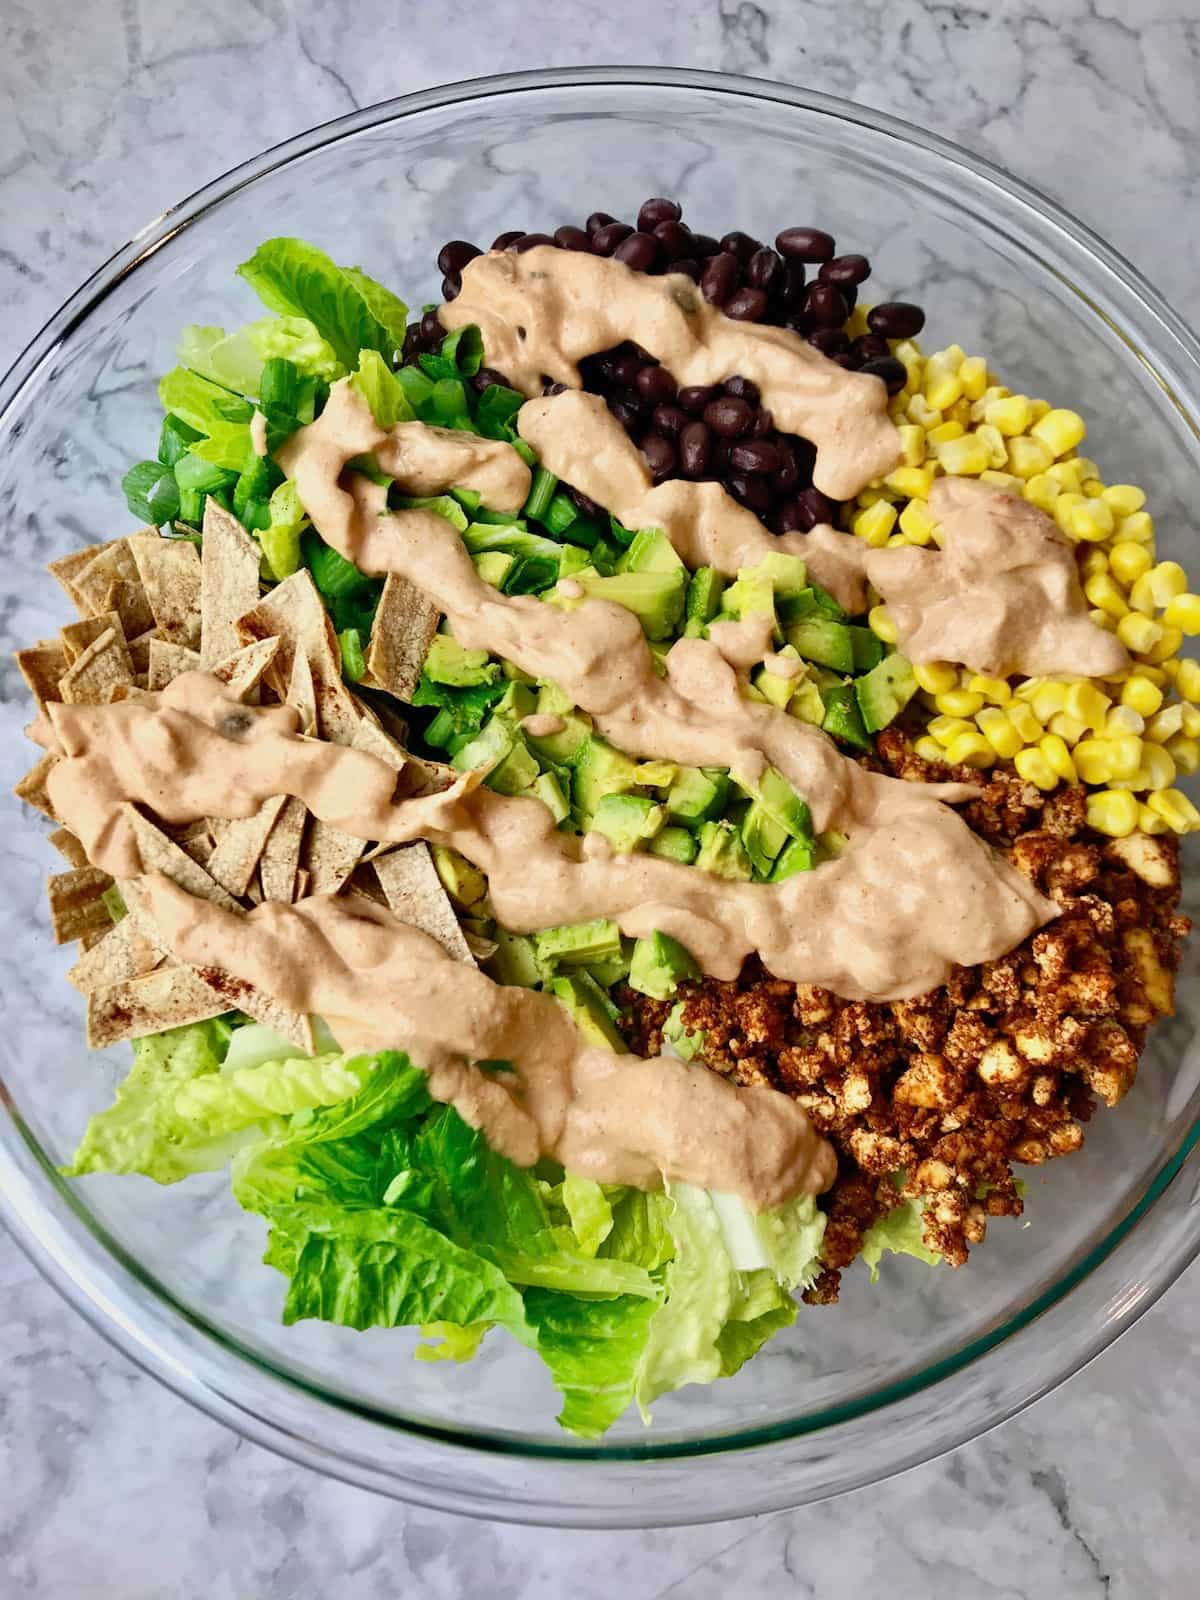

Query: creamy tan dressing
[[374, 420, 530, 515], [763, 652, 804, 680], [249, 410, 269, 457], [443, 248, 900, 499], [139, 875, 834, 1206]]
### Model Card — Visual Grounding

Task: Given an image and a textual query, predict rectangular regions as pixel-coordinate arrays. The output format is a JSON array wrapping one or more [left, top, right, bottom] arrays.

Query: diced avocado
[[501, 658, 536, 684], [751, 551, 809, 597], [785, 616, 856, 673], [558, 543, 592, 579], [741, 802, 789, 878], [487, 737, 541, 795], [684, 566, 725, 636], [787, 677, 826, 726], [849, 626, 885, 673], [523, 769, 570, 824], [737, 766, 814, 843], [572, 736, 642, 821], [423, 633, 500, 687], [856, 652, 919, 733], [590, 792, 665, 852], [488, 928, 542, 989], [770, 835, 817, 880], [810, 582, 848, 621], [430, 844, 488, 911], [491, 679, 537, 725], [776, 587, 818, 626], [821, 681, 872, 751], [452, 716, 514, 777], [584, 944, 633, 988], [526, 710, 593, 767], [719, 566, 777, 630], [742, 680, 769, 703], [648, 824, 700, 865], [618, 527, 686, 575], [473, 550, 515, 589], [628, 930, 700, 1001], [569, 569, 687, 640], [634, 760, 678, 788], [665, 766, 731, 827], [535, 917, 624, 971], [549, 971, 627, 1051], [663, 1000, 705, 1061], [695, 819, 753, 881], [752, 645, 805, 709], [536, 681, 575, 716]]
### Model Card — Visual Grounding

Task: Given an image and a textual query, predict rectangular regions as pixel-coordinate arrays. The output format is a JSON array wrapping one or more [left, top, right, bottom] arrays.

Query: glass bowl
[[3, 67, 1199, 1528]]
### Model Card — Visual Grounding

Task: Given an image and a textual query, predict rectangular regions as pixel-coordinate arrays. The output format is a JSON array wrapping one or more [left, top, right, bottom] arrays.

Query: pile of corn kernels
[[847, 312, 1200, 838]]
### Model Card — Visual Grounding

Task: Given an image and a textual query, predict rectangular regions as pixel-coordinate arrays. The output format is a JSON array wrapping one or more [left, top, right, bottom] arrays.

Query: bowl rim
[[3, 63, 1200, 1522]]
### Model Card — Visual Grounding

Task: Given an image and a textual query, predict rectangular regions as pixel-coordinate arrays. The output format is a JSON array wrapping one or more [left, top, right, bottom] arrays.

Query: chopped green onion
[[157, 414, 202, 468], [258, 357, 301, 412], [122, 460, 181, 525], [473, 383, 525, 440], [523, 466, 559, 522], [451, 486, 482, 515], [174, 453, 238, 495], [339, 628, 366, 682], [396, 366, 435, 412], [512, 438, 536, 467], [301, 527, 375, 599], [542, 491, 580, 536], [503, 555, 561, 595], [429, 378, 469, 425]]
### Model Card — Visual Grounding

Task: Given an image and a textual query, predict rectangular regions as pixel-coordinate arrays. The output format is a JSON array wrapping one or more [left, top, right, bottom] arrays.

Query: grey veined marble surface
[[3, 2, 1200, 1595]]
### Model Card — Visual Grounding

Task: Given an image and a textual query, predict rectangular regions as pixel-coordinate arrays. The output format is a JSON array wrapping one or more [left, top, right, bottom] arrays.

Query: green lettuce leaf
[[259, 480, 308, 580], [236, 238, 393, 372], [246, 315, 342, 381], [340, 267, 410, 356], [416, 1321, 489, 1363], [158, 367, 253, 436], [350, 348, 415, 428], [861, 1196, 941, 1281], [172, 1052, 380, 1138], [525, 1288, 660, 1438], [177, 324, 264, 395], [560, 1174, 614, 1257]]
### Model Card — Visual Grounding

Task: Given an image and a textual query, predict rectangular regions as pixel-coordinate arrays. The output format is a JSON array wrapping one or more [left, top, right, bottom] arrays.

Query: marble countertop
[[3, 2, 1199, 1594]]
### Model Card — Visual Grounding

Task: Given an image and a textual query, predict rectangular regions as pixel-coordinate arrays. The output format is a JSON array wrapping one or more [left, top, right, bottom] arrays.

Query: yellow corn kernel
[[1145, 561, 1188, 606], [944, 730, 995, 768], [1175, 659, 1200, 702], [1145, 708, 1184, 750], [936, 435, 992, 476], [980, 469, 1025, 493], [1031, 407, 1086, 457], [1064, 682, 1111, 731], [1117, 511, 1156, 549], [1006, 702, 1045, 743], [976, 706, 1023, 758], [1136, 744, 1177, 791], [1141, 625, 1184, 665], [927, 715, 974, 747], [1085, 789, 1139, 837], [1181, 704, 1200, 736], [913, 660, 959, 695], [926, 419, 965, 446], [1105, 734, 1145, 781], [973, 423, 1008, 469], [1079, 551, 1110, 584], [1132, 662, 1169, 687], [1116, 612, 1164, 655], [1102, 484, 1146, 517], [936, 344, 967, 371], [897, 424, 926, 466], [1082, 479, 1105, 499], [893, 338, 923, 372], [1073, 457, 1100, 483], [1108, 541, 1154, 587], [1046, 459, 1085, 493], [982, 395, 1033, 436], [853, 500, 898, 547], [1083, 573, 1128, 618], [1030, 681, 1069, 723], [1070, 499, 1115, 543], [1038, 734, 1077, 782], [1167, 735, 1200, 775], [868, 603, 899, 643], [913, 735, 946, 765], [1138, 801, 1169, 835], [1046, 711, 1085, 744], [1014, 747, 1058, 791], [1006, 436, 1055, 479], [1089, 609, 1116, 634], [885, 532, 908, 547], [906, 393, 942, 429], [885, 464, 937, 499], [958, 356, 988, 400], [1105, 705, 1146, 736], [946, 397, 974, 429], [898, 498, 937, 545], [1014, 676, 1044, 701], [1146, 788, 1200, 832], [1163, 592, 1200, 635], [968, 674, 1012, 705], [1053, 493, 1085, 537], [1073, 739, 1113, 785], [857, 485, 891, 508], [1023, 472, 1061, 512], [934, 688, 986, 718], [925, 368, 964, 411], [1127, 573, 1156, 615]]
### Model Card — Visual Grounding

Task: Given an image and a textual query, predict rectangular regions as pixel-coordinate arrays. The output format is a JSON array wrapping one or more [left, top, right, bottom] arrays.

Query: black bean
[[700, 251, 740, 306], [724, 286, 768, 321], [772, 451, 802, 494], [586, 211, 618, 236], [690, 233, 720, 258], [402, 323, 422, 364], [749, 407, 774, 438], [641, 433, 677, 481], [852, 333, 891, 363], [867, 301, 926, 338], [636, 364, 676, 404], [437, 240, 482, 277], [805, 282, 848, 328], [638, 197, 682, 232], [678, 384, 718, 415], [776, 227, 836, 262], [543, 381, 569, 396], [795, 486, 834, 528], [611, 351, 646, 388], [841, 283, 859, 313], [712, 438, 734, 470], [614, 231, 661, 272], [420, 309, 444, 344], [591, 221, 634, 255], [772, 500, 806, 534], [720, 230, 761, 264], [653, 220, 694, 259], [554, 224, 592, 251], [745, 247, 783, 293], [568, 486, 604, 517], [860, 356, 909, 394], [441, 275, 461, 301], [818, 253, 870, 286], [703, 395, 754, 437], [652, 403, 688, 437], [727, 473, 771, 513], [730, 439, 784, 474], [610, 398, 643, 435], [722, 375, 760, 405], [491, 229, 525, 251], [669, 257, 701, 282], [781, 259, 808, 309], [809, 328, 851, 358], [512, 232, 557, 252], [472, 366, 508, 392], [678, 421, 712, 477], [833, 352, 860, 369]]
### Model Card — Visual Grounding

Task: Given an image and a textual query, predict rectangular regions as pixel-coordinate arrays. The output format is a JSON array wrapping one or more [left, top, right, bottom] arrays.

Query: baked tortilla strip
[[66, 915, 164, 994], [303, 817, 365, 896], [147, 639, 202, 690], [48, 827, 89, 867], [15, 639, 67, 712], [234, 567, 325, 694], [128, 531, 202, 648], [201, 501, 262, 667], [60, 611, 128, 665], [124, 805, 241, 911], [364, 572, 439, 701], [48, 866, 115, 945], [103, 578, 156, 642], [259, 796, 306, 902], [58, 627, 134, 705], [205, 795, 287, 899], [372, 843, 474, 964], [86, 965, 230, 1048], [14, 753, 59, 820], [49, 539, 139, 618], [210, 636, 281, 702], [186, 964, 317, 1053], [286, 644, 318, 735], [169, 820, 216, 868], [126, 627, 158, 682]]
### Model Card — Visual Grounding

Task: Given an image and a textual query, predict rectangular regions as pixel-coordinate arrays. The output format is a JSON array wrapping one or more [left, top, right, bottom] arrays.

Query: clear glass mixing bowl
[[2, 68, 1199, 1527]]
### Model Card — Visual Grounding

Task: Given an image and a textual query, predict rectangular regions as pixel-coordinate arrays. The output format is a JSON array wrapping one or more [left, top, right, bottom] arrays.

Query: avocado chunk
[[486, 736, 541, 795], [821, 681, 872, 751], [523, 683, 593, 765], [663, 1000, 705, 1061], [736, 765, 814, 843], [750, 551, 809, 597], [751, 645, 805, 709], [784, 615, 856, 673], [549, 971, 626, 1051], [770, 835, 817, 880], [572, 736, 642, 822], [430, 844, 488, 911], [648, 825, 700, 865], [719, 566, 777, 633], [522, 769, 570, 824], [684, 566, 726, 636], [628, 930, 700, 1001], [488, 928, 542, 989], [423, 633, 501, 687], [634, 760, 677, 788], [535, 917, 624, 972], [591, 792, 665, 852], [617, 527, 687, 575], [850, 626, 885, 673], [451, 716, 515, 777], [665, 766, 731, 827], [490, 679, 537, 725], [695, 819, 753, 881], [566, 569, 687, 640], [787, 676, 826, 726], [856, 652, 919, 733], [776, 587, 818, 626], [741, 802, 790, 878], [473, 550, 515, 589]]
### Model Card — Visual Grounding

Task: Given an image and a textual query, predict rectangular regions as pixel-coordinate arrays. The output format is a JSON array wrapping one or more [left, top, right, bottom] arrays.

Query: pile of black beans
[[403, 198, 926, 536]]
